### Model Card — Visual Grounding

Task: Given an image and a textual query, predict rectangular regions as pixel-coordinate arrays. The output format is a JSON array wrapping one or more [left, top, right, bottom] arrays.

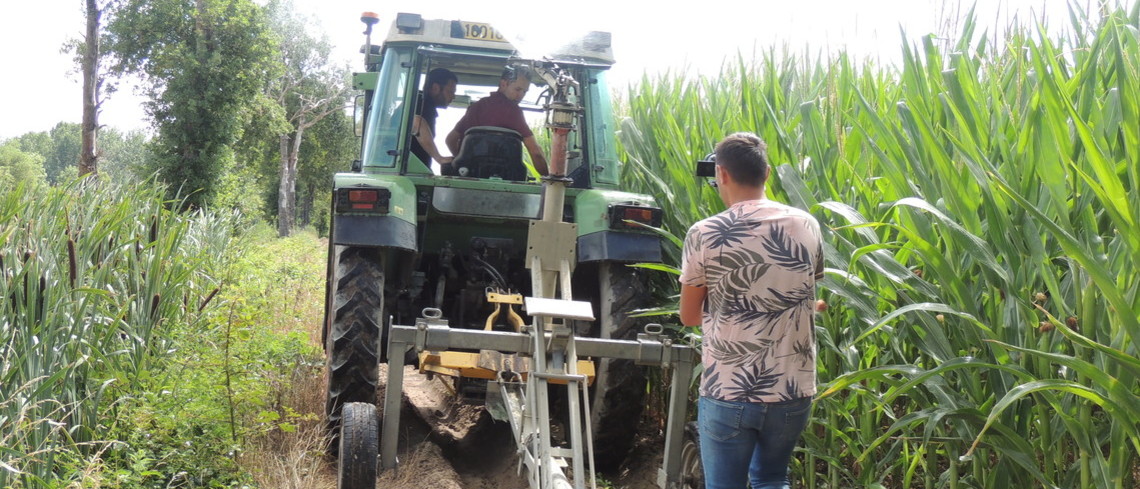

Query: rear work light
[[336, 186, 391, 214], [608, 203, 663, 230]]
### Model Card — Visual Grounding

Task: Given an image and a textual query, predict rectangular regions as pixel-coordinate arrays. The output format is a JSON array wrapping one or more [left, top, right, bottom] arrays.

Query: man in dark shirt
[[411, 68, 458, 170], [445, 66, 549, 176]]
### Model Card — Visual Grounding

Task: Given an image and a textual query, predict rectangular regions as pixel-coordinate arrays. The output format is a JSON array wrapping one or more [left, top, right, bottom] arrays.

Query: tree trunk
[[80, 0, 101, 177], [277, 118, 306, 237], [301, 181, 315, 227], [277, 134, 295, 237]]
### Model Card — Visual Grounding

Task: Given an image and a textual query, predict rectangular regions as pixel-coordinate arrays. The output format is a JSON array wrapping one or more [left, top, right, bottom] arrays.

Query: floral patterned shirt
[[680, 199, 823, 403]]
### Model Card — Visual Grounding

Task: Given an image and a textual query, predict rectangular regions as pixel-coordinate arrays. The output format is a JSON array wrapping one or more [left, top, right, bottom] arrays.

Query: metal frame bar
[[381, 319, 695, 489]]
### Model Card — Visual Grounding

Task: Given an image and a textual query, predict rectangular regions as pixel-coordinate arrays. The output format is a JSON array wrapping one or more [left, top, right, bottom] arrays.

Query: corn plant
[[617, 2, 1140, 487]]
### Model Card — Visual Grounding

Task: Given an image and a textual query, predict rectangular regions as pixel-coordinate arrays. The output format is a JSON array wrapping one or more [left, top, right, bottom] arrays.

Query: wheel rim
[[680, 435, 704, 489]]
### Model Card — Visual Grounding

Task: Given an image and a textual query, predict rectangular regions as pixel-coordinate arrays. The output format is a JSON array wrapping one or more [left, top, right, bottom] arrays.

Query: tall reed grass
[[618, 2, 1140, 487], [0, 178, 231, 487]]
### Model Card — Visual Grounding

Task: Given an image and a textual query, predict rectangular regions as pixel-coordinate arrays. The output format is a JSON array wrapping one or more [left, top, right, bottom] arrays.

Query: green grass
[[617, 2, 1140, 488]]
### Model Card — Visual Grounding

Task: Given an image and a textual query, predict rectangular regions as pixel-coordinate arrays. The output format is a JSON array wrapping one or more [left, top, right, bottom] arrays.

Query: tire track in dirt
[[360, 366, 527, 489]]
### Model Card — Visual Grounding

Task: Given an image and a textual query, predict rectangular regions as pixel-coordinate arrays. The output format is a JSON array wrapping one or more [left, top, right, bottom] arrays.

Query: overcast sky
[[0, 0, 1089, 140]]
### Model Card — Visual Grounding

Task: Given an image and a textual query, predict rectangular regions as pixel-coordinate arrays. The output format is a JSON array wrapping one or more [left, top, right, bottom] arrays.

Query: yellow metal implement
[[418, 350, 596, 385], [485, 290, 525, 332]]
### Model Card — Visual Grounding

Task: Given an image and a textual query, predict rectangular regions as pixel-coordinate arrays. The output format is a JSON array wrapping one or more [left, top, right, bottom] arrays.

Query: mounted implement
[[322, 12, 696, 489]]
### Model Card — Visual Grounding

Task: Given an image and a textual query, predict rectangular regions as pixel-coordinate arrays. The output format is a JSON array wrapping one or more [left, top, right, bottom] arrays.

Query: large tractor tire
[[326, 246, 385, 441], [337, 402, 378, 489], [588, 262, 649, 471]]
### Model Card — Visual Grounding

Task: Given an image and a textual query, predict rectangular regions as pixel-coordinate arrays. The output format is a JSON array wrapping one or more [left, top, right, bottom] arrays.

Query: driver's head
[[425, 68, 458, 107], [498, 65, 532, 103]]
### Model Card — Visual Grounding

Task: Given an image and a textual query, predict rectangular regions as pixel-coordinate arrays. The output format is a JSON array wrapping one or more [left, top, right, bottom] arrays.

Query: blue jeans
[[698, 396, 812, 489]]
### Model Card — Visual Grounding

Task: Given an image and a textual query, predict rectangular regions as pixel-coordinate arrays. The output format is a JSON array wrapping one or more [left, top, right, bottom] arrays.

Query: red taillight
[[337, 187, 390, 214], [623, 208, 654, 223], [348, 189, 379, 203], [609, 204, 662, 229]]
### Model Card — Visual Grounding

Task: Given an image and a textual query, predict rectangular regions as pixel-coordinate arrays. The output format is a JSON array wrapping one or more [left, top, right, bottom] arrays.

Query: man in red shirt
[[445, 66, 549, 176]]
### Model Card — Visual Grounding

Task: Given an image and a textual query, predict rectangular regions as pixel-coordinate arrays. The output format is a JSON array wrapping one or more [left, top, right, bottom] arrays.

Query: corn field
[[618, 3, 1140, 488], [0, 179, 231, 487]]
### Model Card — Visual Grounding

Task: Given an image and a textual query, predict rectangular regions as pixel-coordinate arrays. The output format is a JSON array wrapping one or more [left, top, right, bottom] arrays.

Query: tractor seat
[[450, 126, 526, 181]]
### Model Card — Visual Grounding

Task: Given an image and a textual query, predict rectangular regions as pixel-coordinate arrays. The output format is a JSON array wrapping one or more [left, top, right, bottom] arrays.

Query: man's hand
[[523, 136, 549, 176]]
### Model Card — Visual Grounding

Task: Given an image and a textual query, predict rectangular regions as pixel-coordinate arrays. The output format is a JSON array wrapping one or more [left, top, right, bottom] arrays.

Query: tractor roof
[[382, 13, 616, 67]]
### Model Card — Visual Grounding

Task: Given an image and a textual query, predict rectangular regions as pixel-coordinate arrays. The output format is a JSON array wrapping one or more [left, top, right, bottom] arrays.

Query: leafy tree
[[0, 143, 47, 190], [10, 124, 148, 185], [106, 0, 277, 209], [10, 130, 52, 168], [226, 94, 288, 224], [12, 123, 82, 184], [296, 108, 355, 234], [264, 0, 350, 236], [229, 76, 354, 235], [100, 128, 151, 183]]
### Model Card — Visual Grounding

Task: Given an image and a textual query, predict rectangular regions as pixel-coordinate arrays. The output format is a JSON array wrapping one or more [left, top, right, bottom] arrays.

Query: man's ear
[[715, 164, 730, 186]]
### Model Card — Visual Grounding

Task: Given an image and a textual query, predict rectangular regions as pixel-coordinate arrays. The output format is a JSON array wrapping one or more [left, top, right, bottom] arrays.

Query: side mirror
[[353, 94, 365, 137]]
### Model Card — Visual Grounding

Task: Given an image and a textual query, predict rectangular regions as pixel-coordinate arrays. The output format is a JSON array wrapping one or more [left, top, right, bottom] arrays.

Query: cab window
[[362, 48, 413, 168]]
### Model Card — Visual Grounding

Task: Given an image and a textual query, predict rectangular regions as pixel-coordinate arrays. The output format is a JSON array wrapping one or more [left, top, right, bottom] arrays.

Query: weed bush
[[1, 178, 326, 487], [0, 177, 230, 486]]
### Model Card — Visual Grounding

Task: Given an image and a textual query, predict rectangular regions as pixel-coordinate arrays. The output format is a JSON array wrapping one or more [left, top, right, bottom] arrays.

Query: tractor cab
[[355, 12, 623, 189]]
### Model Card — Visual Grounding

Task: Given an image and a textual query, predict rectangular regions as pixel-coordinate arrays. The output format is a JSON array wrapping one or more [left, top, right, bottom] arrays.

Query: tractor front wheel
[[337, 402, 378, 489], [680, 421, 704, 489]]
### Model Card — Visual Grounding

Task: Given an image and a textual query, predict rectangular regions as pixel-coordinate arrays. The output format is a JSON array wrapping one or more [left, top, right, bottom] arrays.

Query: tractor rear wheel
[[589, 262, 649, 471], [337, 402, 378, 489], [326, 246, 385, 442]]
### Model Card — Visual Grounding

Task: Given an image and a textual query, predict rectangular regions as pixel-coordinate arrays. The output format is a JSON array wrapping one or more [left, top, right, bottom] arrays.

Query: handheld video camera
[[695, 152, 715, 177]]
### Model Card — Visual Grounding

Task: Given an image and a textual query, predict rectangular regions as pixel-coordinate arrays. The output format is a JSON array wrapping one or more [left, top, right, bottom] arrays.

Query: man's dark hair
[[715, 132, 769, 186], [424, 68, 458, 91]]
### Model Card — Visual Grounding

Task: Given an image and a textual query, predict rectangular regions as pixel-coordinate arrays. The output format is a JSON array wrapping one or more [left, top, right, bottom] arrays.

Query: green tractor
[[322, 11, 665, 482]]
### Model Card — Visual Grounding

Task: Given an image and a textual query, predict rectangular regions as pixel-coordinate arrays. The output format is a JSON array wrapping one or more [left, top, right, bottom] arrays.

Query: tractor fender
[[331, 172, 418, 251], [572, 189, 663, 263], [577, 230, 661, 263]]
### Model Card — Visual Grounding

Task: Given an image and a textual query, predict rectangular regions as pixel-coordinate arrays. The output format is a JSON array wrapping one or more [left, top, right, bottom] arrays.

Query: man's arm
[[445, 128, 461, 155], [523, 136, 549, 176], [679, 284, 707, 327], [412, 115, 452, 164]]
